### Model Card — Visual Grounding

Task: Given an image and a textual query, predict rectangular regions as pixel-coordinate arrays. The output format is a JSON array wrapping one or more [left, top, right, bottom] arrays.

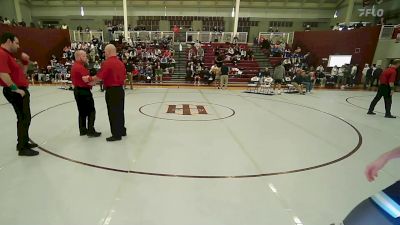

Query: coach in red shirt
[[83, 44, 126, 141], [0, 32, 38, 156], [71, 50, 101, 137], [368, 59, 400, 118]]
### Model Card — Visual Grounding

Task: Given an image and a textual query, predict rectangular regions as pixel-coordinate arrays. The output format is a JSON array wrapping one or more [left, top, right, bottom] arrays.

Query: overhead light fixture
[[334, 10, 338, 18], [164, 6, 167, 16], [80, 6, 85, 17], [231, 7, 235, 17]]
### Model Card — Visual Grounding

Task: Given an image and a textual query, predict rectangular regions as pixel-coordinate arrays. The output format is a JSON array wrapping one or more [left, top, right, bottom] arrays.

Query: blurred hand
[[21, 52, 30, 61], [13, 89, 26, 97], [365, 157, 387, 182], [82, 76, 90, 82]]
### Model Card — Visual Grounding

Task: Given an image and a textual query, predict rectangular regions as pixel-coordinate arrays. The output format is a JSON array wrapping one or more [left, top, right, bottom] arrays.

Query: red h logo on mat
[[167, 104, 208, 115]]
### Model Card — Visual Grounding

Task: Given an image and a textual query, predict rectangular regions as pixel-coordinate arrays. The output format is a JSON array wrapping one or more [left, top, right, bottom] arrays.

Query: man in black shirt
[[219, 64, 229, 89]]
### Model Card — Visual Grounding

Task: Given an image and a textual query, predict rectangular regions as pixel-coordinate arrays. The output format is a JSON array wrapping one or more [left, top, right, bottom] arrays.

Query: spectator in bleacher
[[11, 19, 17, 26], [273, 62, 285, 95], [258, 67, 270, 80], [268, 27, 274, 32], [193, 70, 201, 86], [355, 21, 364, 29], [332, 23, 340, 31], [61, 23, 68, 29], [240, 48, 247, 59], [3, 17, 11, 25], [197, 47, 204, 61], [219, 63, 229, 90], [0, 16, 3, 24], [77, 25, 83, 32], [227, 46, 234, 56], [19, 21, 26, 27], [247, 48, 254, 61], [305, 25, 311, 32], [316, 64, 326, 87], [155, 64, 163, 84]]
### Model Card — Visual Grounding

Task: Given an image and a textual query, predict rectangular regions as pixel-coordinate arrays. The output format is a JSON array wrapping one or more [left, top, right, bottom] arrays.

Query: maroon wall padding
[[0, 24, 71, 68], [292, 26, 381, 73]]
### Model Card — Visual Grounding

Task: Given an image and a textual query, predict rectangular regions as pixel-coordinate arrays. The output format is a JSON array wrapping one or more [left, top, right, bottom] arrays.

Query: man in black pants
[[83, 44, 126, 141], [71, 50, 101, 137], [367, 59, 400, 118], [0, 32, 38, 156]]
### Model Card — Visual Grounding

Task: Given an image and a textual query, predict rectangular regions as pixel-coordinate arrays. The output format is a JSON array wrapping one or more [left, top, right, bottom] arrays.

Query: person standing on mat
[[0, 32, 38, 156], [83, 44, 126, 142], [367, 59, 400, 118], [71, 50, 101, 137]]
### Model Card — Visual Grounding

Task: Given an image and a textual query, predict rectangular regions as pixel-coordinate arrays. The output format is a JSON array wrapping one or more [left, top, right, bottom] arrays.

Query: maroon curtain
[[0, 24, 71, 68]]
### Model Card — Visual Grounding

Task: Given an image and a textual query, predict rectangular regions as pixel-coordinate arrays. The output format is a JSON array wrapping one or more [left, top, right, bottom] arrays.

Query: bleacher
[[189, 43, 262, 83]]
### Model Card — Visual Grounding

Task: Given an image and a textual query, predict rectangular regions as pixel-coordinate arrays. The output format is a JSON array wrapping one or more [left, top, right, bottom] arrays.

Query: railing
[[112, 31, 175, 43], [258, 32, 294, 45], [185, 32, 248, 43], [70, 31, 104, 42], [379, 24, 400, 39]]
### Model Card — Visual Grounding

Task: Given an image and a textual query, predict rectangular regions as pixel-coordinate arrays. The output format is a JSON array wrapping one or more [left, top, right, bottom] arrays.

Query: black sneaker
[[26, 143, 38, 149], [16, 143, 38, 151], [18, 148, 39, 156], [80, 130, 88, 136], [106, 136, 121, 142], [367, 111, 376, 115], [87, 131, 101, 137], [385, 115, 396, 118]]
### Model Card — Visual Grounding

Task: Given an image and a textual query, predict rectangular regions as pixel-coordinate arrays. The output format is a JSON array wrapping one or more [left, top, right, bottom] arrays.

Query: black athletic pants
[[105, 86, 126, 138], [3, 87, 31, 150], [368, 84, 392, 116], [74, 87, 96, 134]]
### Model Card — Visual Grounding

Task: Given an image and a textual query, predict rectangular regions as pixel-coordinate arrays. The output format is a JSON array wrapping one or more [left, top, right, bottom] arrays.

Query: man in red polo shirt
[[83, 44, 126, 142], [71, 50, 101, 137], [0, 32, 39, 156], [367, 59, 400, 118]]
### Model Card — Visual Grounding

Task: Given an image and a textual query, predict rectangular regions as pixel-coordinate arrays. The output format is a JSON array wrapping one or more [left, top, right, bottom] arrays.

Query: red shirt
[[71, 61, 91, 89], [0, 47, 29, 87], [97, 56, 126, 88], [379, 67, 397, 85]]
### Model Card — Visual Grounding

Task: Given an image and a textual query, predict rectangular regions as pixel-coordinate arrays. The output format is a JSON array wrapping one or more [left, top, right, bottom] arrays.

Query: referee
[[0, 32, 38, 156], [83, 44, 126, 142], [71, 50, 101, 137], [367, 59, 400, 118]]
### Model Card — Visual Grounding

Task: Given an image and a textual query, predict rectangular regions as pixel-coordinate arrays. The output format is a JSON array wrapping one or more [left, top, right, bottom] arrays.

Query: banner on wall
[[359, 0, 384, 17]]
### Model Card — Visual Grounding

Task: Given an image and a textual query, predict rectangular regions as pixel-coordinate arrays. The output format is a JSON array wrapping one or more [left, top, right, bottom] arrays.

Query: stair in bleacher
[[169, 45, 188, 83]]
